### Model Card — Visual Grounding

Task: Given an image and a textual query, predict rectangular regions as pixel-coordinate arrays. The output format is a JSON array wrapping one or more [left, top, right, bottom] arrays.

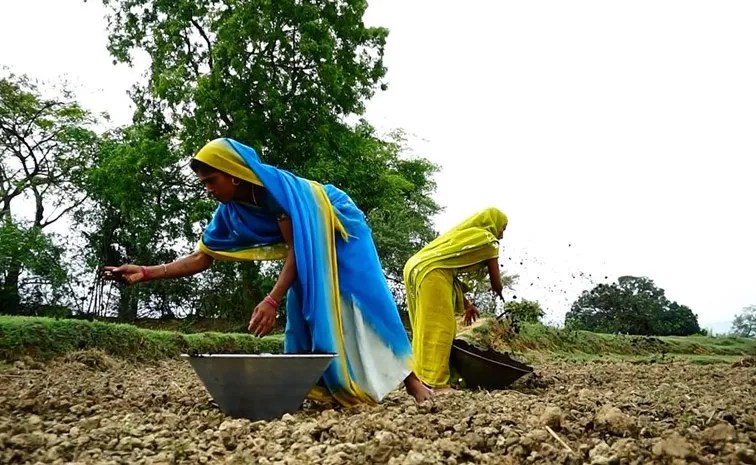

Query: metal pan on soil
[[181, 353, 335, 421], [450, 339, 534, 390]]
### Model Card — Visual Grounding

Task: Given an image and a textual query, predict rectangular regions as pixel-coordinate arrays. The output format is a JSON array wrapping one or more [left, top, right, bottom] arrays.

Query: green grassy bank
[[457, 318, 756, 358], [0, 316, 284, 362], [1, 315, 754, 363]]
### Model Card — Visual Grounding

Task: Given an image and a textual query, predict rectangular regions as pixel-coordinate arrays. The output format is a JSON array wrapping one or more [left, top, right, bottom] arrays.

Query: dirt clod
[[737, 446, 756, 464], [521, 428, 550, 450], [539, 406, 563, 429], [702, 422, 736, 444], [589, 441, 617, 465], [595, 405, 636, 436], [652, 432, 693, 458], [732, 357, 756, 368], [62, 349, 118, 371]]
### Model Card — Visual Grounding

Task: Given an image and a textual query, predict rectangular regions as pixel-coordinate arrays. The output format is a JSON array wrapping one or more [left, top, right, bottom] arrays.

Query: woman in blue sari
[[104, 138, 432, 405]]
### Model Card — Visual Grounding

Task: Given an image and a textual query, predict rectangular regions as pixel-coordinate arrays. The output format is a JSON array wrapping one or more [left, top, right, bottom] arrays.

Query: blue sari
[[195, 138, 412, 406]]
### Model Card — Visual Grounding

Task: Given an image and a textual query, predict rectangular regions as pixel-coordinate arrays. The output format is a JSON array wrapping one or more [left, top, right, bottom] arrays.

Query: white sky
[[1, 0, 754, 332]]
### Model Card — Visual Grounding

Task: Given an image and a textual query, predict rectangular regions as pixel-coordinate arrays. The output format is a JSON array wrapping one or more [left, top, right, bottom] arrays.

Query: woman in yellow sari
[[403, 207, 508, 392]]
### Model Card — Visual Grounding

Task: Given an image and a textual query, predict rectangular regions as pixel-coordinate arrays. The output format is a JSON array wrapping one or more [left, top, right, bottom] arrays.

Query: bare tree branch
[[384, 273, 403, 285], [31, 132, 61, 155], [190, 18, 214, 71], [40, 199, 83, 229], [180, 32, 201, 78], [2, 120, 43, 182], [22, 102, 59, 139]]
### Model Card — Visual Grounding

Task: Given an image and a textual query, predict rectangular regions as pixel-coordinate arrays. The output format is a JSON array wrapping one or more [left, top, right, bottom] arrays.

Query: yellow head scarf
[[193, 138, 263, 186], [403, 207, 508, 315]]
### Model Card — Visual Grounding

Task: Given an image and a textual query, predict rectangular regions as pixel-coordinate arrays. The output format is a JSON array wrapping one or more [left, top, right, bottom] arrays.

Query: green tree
[[359, 129, 440, 278], [503, 299, 544, 324], [565, 276, 700, 336], [465, 270, 517, 315], [0, 222, 69, 314], [101, 0, 390, 154], [731, 305, 756, 338], [96, 0, 441, 322], [0, 71, 98, 313], [74, 123, 204, 321], [99, 0, 439, 255]]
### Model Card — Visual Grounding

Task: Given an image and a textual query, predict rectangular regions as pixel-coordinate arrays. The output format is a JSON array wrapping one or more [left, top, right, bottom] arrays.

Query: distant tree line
[[565, 276, 701, 336], [731, 305, 756, 337]]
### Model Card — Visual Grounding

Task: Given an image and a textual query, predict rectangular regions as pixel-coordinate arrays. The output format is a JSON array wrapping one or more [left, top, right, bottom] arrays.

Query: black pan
[[450, 339, 534, 390]]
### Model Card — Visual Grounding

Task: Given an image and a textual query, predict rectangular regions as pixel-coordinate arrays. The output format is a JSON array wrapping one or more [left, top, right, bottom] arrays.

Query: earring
[[232, 178, 240, 186]]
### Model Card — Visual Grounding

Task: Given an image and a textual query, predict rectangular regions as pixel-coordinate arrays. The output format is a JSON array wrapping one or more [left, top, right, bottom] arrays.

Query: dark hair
[[189, 158, 219, 174]]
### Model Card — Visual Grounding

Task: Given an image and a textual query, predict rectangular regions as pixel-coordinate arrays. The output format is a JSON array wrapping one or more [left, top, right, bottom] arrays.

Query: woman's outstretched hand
[[100, 265, 145, 285], [463, 302, 480, 326], [248, 300, 277, 337]]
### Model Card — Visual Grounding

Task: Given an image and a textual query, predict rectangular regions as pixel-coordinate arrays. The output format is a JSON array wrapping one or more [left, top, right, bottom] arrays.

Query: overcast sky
[[2, 0, 754, 332]]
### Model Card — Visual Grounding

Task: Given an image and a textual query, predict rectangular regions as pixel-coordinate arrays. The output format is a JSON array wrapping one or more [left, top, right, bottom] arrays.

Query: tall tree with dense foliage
[[95, 0, 440, 321], [0, 72, 98, 314], [102, 0, 391, 152], [565, 276, 700, 336], [731, 305, 756, 337], [74, 123, 206, 320], [99, 0, 439, 249]]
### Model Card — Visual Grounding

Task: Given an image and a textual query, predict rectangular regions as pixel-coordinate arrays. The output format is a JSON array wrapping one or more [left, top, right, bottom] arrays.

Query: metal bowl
[[181, 353, 335, 421], [449, 339, 533, 390]]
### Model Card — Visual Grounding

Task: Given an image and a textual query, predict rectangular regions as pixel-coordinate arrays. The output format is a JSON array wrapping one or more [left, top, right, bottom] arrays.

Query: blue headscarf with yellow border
[[194, 138, 412, 406]]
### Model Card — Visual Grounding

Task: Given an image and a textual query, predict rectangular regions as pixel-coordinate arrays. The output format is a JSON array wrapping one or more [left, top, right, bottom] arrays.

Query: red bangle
[[140, 266, 150, 282], [264, 295, 279, 308]]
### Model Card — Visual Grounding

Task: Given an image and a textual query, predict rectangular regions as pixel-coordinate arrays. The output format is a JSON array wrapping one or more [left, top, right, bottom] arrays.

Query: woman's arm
[[487, 256, 504, 299], [248, 215, 297, 336], [147, 251, 214, 279], [268, 216, 297, 302], [102, 251, 214, 284]]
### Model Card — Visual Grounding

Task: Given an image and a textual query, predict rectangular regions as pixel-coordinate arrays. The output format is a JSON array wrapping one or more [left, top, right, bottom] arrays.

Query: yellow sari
[[403, 207, 508, 387]]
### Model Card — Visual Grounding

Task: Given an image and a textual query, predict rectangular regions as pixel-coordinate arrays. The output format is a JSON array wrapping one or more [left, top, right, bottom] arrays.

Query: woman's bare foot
[[433, 387, 455, 396], [404, 372, 434, 404]]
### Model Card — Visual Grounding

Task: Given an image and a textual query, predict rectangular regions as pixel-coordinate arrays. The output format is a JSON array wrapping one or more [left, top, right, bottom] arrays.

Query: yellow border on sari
[[198, 239, 289, 261]]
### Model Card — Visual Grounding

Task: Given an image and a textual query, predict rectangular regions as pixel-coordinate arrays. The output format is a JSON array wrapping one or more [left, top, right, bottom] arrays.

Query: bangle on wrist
[[264, 295, 280, 308], [140, 266, 150, 282]]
